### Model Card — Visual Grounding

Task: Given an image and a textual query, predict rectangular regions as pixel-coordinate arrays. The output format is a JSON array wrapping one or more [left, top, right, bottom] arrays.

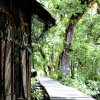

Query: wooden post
[[11, 24, 14, 100], [0, 38, 2, 100], [28, 16, 31, 99], [3, 39, 7, 100]]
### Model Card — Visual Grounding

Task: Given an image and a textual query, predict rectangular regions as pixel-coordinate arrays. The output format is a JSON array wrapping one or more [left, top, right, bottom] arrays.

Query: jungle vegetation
[[31, 0, 100, 99]]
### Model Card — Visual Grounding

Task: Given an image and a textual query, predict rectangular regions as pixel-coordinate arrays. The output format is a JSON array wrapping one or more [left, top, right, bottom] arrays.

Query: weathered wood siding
[[22, 50, 28, 98], [5, 42, 11, 100], [0, 4, 31, 99], [0, 39, 12, 100], [0, 0, 55, 100]]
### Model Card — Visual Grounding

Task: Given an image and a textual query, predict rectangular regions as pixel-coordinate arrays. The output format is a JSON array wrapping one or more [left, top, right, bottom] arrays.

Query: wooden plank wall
[[22, 21, 31, 99], [22, 50, 28, 98], [0, 27, 31, 100], [0, 39, 12, 100], [0, 37, 2, 99], [5, 41, 11, 100], [0, 10, 31, 100]]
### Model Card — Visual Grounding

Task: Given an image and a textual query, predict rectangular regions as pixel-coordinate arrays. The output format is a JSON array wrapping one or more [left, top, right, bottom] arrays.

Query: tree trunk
[[50, 46, 55, 72], [59, 51, 69, 76], [70, 60, 74, 79], [51, 46, 54, 66], [58, 0, 94, 76], [58, 13, 83, 76]]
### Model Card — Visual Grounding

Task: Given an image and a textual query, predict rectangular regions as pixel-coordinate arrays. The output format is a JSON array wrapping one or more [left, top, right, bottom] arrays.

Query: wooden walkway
[[37, 76, 95, 100]]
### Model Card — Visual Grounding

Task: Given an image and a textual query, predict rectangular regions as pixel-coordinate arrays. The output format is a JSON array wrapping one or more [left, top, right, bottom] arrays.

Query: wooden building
[[0, 0, 55, 100]]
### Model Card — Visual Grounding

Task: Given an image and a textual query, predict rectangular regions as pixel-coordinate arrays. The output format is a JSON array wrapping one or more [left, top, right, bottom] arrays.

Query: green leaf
[[51, 0, 60, 4]]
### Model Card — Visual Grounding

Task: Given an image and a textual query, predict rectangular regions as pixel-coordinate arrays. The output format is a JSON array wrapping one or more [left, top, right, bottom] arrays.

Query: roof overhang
[[0, 0, 55, 30]]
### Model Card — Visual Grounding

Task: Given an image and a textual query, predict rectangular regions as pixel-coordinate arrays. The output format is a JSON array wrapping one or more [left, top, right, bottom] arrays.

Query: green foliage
[[33, 51, 45, 69], [75, 13, 100, 43], [48, 69, 63, 80], [60, 72, 100, 95], [31, 78, 44, 100], [58, 0, 87, 16], [31, 15, 44, 41], [32, 0, 100, 98], [32, 88, 44, 100], [66, 6, 100, 95]]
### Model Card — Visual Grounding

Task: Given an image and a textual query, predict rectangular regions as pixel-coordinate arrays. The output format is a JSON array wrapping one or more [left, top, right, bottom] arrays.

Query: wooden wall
[[0, 2, 31, 100]]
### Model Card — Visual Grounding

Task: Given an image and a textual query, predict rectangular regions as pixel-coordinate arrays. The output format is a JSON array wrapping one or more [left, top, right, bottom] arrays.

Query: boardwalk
[[37, 76, 95, 100]]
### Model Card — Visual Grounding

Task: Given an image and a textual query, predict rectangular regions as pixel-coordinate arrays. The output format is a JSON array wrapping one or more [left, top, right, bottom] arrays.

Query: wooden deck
[[37, 76, 95, 100]]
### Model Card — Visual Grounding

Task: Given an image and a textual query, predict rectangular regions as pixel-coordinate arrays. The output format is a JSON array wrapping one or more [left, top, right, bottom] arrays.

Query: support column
[[0, 38, 2, 100]]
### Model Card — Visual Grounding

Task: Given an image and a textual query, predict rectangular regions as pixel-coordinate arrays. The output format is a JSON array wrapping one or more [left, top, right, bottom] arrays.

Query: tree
[[32, 0, 100, 96]]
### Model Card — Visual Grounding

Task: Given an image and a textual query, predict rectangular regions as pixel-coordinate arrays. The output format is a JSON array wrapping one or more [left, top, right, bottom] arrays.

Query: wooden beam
[[0, 38, 2, 100]]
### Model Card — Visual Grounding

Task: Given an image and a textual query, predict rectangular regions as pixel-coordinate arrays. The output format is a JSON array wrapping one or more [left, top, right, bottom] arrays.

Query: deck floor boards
[[37, 76, 95, 100]]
